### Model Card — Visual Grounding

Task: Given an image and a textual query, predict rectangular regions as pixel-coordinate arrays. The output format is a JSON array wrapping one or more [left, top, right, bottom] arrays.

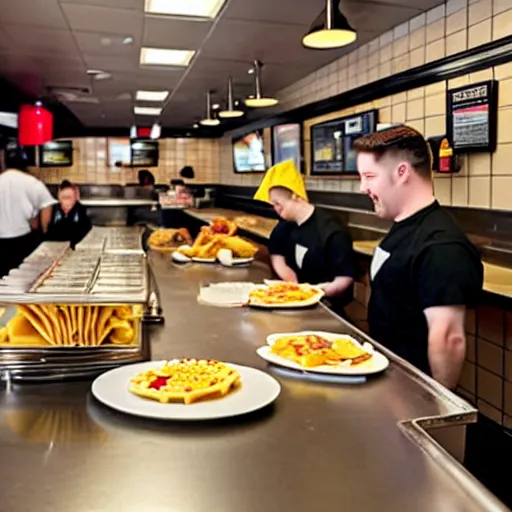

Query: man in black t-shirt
[[268, 186, 357, 316], [353, 126, 483, 389]]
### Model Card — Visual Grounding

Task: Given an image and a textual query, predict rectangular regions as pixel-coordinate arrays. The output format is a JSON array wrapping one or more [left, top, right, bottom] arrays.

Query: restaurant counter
[[0, 252, 507, 511]]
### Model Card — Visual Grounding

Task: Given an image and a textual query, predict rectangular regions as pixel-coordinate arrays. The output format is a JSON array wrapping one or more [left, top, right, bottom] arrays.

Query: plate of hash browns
[[256, 331, 389, 375], [92, 359, 281, 420], [247, 282, 324, 308]]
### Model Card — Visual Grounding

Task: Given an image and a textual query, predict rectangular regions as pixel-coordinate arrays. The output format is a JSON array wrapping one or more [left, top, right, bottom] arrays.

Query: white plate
[[217, 248, 254, 267], [91, 361, 281, 421], [248, 285, 325, 308], [192, 257, 217, 263], [257, 331, 389, 376], [171, 245, 192, 263]]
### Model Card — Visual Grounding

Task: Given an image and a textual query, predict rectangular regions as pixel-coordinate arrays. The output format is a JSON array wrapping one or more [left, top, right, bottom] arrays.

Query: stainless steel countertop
[[82, 198, 157, 207], [0, 255, 507, 512]]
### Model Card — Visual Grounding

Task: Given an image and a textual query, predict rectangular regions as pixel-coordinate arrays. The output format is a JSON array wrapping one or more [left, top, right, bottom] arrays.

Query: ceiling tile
[[83, 54, 139, 72], [0, 0, 69, 29], [61, 3, 144, 37], [74, 31, 141, 56], [42, 68, 91, 87], [142, 15, 212, 50], [0, 26, 80, 57], [60, 0, 144, 10]]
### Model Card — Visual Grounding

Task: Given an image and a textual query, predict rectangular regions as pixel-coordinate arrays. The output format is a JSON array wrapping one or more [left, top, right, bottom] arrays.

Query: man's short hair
[[269, 186, 293, 198], [59, 180, 73, 190], [353, 125, 433, 178]]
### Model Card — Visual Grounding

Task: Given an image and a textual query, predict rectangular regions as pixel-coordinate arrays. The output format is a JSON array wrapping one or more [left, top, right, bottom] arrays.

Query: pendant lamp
[[218, 77, 244, 118], [200, 90, 220, 126], [245, 60, 278, 108]]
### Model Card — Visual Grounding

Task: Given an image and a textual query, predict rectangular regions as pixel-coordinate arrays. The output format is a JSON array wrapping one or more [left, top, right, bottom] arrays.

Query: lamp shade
[[18, 105, 53, 146]]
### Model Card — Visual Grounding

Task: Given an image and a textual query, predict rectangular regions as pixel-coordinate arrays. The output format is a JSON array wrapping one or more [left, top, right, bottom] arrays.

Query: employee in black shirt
[[46, 180, 91, 247], [254, 160, 356, 316], [353, 126, 483, 389]]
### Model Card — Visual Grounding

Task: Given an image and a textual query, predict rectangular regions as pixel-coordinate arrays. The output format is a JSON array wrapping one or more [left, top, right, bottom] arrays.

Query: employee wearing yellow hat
[[255, 160, 357, 316]]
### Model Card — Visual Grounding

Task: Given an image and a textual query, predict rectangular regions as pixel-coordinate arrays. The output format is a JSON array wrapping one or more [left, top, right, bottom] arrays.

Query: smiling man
[[353, 126, 483, 389]]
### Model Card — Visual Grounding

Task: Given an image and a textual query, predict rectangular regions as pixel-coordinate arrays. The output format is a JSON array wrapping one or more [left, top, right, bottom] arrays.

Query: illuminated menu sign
[[130, 140, 159, 167], [447, 80, 498, 153]]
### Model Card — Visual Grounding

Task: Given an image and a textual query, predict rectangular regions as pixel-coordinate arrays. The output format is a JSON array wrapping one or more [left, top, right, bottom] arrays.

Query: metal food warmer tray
[[0, 228, 158, 382]]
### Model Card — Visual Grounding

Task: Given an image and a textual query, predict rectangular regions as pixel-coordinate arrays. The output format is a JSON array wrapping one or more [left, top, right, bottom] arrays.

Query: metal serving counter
[[0, 254, 507, 511]]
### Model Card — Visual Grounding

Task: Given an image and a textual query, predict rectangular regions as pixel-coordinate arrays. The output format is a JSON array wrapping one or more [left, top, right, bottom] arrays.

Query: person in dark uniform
[[254, 160, 356, 317], [0, 139, 56, 277], [353, 125, 483, 389], [46, 180, 91, 247]]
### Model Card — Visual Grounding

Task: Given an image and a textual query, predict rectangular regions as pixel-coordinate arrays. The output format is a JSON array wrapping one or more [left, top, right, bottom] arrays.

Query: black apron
[[0, 231, 40, 278]]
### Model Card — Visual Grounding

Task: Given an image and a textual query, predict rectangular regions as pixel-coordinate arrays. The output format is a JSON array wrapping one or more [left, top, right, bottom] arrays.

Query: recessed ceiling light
[[123, 36, 134, 45], [144, 0, 226, 18], [136, 90, 169, 102], [193, 123, 199, 128], [134, 106, 162, 116], [140, 47, 195, 67]]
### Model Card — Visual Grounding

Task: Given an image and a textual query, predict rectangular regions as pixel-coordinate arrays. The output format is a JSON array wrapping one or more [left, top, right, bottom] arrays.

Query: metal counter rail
[[81, 198, 158, 207], [0, 254, 507, 511]]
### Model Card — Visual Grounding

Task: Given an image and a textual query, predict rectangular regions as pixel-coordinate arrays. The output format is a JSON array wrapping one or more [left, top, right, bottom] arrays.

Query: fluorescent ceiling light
[[134, 106, 162, 115], [136, 90, 169, 102], [140, 47, 195, 67], [144, 0, 226, 18]]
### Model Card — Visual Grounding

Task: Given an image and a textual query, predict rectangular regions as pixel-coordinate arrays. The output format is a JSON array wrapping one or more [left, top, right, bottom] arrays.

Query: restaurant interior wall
[[220, 0, 512, 212], [30, 137, 221, 185]]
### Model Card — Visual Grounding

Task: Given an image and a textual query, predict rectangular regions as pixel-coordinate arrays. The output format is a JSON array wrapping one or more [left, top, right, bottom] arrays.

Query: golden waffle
[[129, 359, 241, 405]]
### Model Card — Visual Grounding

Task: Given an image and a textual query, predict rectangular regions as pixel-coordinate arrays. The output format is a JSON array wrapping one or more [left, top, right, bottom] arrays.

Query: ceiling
[[0, 0, 444, 132]]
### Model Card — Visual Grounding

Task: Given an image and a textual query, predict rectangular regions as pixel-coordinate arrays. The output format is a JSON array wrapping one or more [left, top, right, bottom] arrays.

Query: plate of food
[[91, 358, 281, 420], [256, 331, 389, 375], [148, 228, 192, 253], [247, 282, 324, 308]]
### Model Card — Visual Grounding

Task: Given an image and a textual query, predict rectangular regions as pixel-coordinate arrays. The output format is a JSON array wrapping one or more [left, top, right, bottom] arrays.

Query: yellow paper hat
[[253, 160, 308, 203]]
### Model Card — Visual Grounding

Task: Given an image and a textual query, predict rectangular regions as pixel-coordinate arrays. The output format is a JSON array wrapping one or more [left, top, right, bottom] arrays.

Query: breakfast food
[[210, 217, 237, 236], [0, 304, 142, 347], [129, 359, 241, 404], [248, 282, 324, 306], [149, 228, 192, 251], [271, 334, 372, 368]]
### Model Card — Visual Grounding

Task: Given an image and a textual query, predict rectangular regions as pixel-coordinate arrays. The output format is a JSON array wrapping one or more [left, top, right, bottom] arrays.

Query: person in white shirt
[[0, 139, 56, 277]]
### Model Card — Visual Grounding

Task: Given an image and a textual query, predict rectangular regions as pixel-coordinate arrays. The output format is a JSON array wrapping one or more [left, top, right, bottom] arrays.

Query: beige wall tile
[[498, 107, 512, 143], [495, 61, 512, 79], [426, 38, 446, 62], [392, 92, 407, 105], [477, 367, 503, 409], [469, 153, 492, 175], [478, 399, 503, 423], [449, 74, 470, 88], [393, 36, 409, 57], [452, 176, 469, 205], [468, 18, 492, 48], [492, 176, 512, 208], [479, 339, 504, 374], [409, 27, 426, 49], [499, 77, 512, 106], [492, 143, 512, 174], [425, 115, 446, 137], [410, 47, 426, 68], [408, 118, 425, 134], [434, 177, 453, 204], [493, 8, 512, 39], [470, 67, 494, 82], [447, 9, 468, 33], [391, 103, 406, 123], [460, 361, 476, 393], [380, 44, 392, 63], [425, 92, 447, 116], [447, 29, 468, 55], [393, 55, 409, 74], [407, 87, 425, 100], [494, 0, 512, 14], [469, 0, 493, 25], [379, 61, 392, 78], [407, 98, 425, 120], [468, 176, 492, 207], [425, 81, 447, 96], [426, 18, 446, 42]]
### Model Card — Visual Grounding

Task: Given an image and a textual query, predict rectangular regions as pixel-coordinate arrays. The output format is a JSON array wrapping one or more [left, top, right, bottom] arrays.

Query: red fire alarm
[[18, 104, 53, 146]]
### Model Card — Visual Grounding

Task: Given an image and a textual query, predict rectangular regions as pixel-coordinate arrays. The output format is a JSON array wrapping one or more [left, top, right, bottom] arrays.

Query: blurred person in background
[[46, 180, 91, 247], [0, 138, 56, 277]]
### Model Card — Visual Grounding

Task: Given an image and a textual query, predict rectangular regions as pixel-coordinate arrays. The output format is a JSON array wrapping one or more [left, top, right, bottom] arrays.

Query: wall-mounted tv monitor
[[272, 123, 302, 171], [131, 140, 159, 167], [39, 140, 73, 167], [311, 109, 378, 175], [233, 130, 266, 172]]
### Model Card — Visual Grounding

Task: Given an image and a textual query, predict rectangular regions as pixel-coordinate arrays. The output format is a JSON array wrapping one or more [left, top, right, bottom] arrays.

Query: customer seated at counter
[[254, 160, 356, 317], [353, 125, 483, 390], [46, 180, 91, 247]]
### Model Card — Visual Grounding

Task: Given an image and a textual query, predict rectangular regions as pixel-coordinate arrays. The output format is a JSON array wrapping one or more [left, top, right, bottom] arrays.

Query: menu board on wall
[[38, 140, 73, 167], [447, 80, 498, 153], [311, 109, 378, 175], [130, 140, 159, 167]]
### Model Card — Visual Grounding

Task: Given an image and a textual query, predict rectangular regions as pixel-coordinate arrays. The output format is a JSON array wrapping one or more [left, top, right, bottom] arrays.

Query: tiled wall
[[31, 137, 221, 185], [220, 0, 512, 211]]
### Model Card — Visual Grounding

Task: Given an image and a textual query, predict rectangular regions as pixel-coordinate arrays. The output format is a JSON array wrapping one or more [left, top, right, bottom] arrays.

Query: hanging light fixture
[[218, 76, 244, 118], [302, 0, 357, 50], [245, 60, 278, 108], [200, 90, 220, 126]]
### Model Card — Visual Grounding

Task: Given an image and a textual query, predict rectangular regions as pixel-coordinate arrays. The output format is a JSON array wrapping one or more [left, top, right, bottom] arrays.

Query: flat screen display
[[131, 140, 159, 167], [233, 130, 266, 172], [272, 123, 302, 170], [39, 140, 73, 167]]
